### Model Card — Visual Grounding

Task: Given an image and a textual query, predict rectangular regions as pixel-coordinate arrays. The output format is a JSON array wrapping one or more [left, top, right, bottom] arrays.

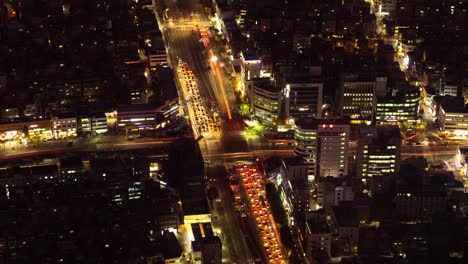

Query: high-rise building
[[375, 86, 420, 126], [339, 72, 376, 125], [294, 119, 350, 182], [248, 78, 281, 124], [284, 76, 323, 122], [356, 126, 401, 178], [240, 50, 262, 93]]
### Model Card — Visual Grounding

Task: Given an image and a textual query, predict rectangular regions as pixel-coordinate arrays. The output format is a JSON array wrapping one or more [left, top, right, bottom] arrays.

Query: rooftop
[[283, 156, 307, 167], [284, 73, 322, 84], [360, 125, 401, 145], [116, 103, 159, 113], [156, 67, 178, 102], [332, 205, 359, 227], [241, 49, 260, 62], [341, 71, 376, 82], [435, 96, 467, 113], [251, 78, 280, 93], [162, 232, 183, 259]]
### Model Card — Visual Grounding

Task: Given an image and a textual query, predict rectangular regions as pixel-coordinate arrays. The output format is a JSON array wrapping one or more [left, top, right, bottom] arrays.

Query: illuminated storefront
[[0, 118, 54, 147]]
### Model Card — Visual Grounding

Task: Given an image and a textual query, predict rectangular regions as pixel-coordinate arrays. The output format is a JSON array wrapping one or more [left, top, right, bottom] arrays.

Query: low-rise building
[[52, 115, 77, 138], [80, 114, 108, 135], [114, 104, 159, 132], [331, 205, 360, 255], [435, 96, 468, 137], [0, 117, 54, 145], [305, 220, 332, 261], [394, 185, 447, 221], [1, 107, 19, 120]]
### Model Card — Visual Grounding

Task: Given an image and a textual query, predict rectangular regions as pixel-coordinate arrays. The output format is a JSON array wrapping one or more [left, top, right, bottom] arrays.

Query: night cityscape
[[0, 0, 466, 263]]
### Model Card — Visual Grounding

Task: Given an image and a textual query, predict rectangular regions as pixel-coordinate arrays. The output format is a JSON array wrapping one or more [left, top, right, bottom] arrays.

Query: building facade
[[375, 86, 420, 126], [248, 78, 281, 124], [356, 126, 401, 178], [339, 73, 376, 125], [52, 116, 78, 138], [435, 96, 468, 137], [305, 220, 332, 261], [240, 50, 262, 93], [284, 78, 323, 122], [294, 119, 350, 182]]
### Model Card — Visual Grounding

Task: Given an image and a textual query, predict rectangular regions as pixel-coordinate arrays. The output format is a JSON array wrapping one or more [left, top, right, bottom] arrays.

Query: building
[[24, 103, 41, 117], [335, 182, 355, 206], [376, 0, 397, 15], [395, 183, 447, 221], [279, 156, 310, 219], [212, 0, 235, 36], [190, 222, 220, 264], [375, 86, 420, 126], [305, 220, 332, 261], [79, 114, 108, 135], [330, 205, 360, 255], [294, 119, 350, 181], [161, 232, 183, 263], [284, 76, 323, 122], [147, 34, 168, 69], [113, 104, 160, 132], [0, 117, 54, 145], [1, 107, 19, 120], [60, 156, 85, 182], [201, 236, 222, 264], [339, 72, 377, 125], [248, 78, 281, 124], [240, 50, 262, 93], [356, 126, 402, 179], [52, 116, 77, 138], [435, 96, 468, 137]]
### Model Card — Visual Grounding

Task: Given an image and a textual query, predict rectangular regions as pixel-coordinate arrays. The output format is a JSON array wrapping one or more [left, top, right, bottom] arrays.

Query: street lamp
[[210, 55, 218, 63]]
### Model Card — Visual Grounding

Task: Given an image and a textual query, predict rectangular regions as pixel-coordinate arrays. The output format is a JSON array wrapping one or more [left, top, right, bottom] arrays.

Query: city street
[[207, 165, 252, 264]]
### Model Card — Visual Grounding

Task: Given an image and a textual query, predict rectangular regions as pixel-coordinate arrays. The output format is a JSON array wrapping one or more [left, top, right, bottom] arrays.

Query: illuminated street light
[[210, 55, 218, 63]]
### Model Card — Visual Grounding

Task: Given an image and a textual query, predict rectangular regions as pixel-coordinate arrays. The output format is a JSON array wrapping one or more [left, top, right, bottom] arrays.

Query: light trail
[[237, 165, 285, 263], [209, 48, 232, 119]]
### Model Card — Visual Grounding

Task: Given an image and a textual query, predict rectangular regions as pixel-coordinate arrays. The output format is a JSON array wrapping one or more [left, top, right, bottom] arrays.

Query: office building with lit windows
[[284, 76, 323, 122], [294, 119, 350, 182], [248, 78, 281, 124], [435, 96, 468, 137], [338, 72, 376, 125], [375, 86, 420, 126], [356, 126, 401, 178]]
